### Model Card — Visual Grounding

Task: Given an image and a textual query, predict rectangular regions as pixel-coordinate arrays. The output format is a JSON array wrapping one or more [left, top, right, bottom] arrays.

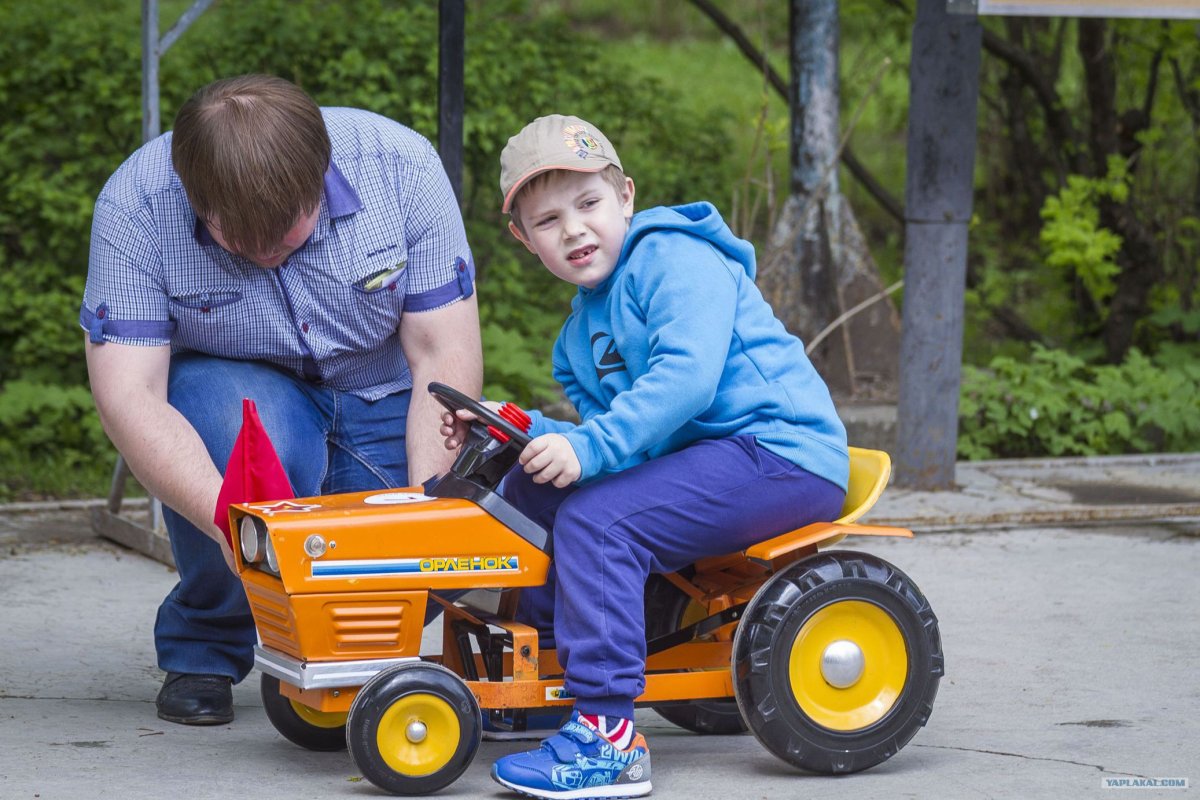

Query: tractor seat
[[728, 447, 908, 567], [836, 446, 892, 523]]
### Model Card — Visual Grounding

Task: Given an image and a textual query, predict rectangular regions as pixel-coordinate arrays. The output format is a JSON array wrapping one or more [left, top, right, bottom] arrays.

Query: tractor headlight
[[239, 516, 265, 563], [264, 534, 280, 574]]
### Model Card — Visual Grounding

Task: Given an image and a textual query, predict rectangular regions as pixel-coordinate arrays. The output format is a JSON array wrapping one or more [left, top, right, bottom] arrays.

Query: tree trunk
[[759, 0, 900, 401], [1079, 20, 1163, 362]]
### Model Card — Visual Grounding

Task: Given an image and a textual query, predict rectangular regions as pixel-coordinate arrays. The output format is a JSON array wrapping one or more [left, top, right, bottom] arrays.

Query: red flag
[[213, 398, 295, 548]]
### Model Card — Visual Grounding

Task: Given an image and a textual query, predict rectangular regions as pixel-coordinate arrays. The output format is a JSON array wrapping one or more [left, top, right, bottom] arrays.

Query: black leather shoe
[[156, 672, 234, 725]]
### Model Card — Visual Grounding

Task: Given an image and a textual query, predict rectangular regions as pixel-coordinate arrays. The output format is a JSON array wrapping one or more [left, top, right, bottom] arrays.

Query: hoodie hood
[[584, 202, 756, 297], [623, 202, 756, 280]]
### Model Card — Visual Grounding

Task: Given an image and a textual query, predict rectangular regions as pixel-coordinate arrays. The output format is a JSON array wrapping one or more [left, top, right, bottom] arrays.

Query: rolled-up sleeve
[[399, 143, 474, 313], [81, 197, 176, 345]]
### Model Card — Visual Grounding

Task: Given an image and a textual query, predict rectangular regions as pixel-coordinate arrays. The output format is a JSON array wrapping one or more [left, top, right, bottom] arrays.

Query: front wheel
[[733, 551, 942, 774], [346, 662, 481, 795], [260, 673, 347, 752]]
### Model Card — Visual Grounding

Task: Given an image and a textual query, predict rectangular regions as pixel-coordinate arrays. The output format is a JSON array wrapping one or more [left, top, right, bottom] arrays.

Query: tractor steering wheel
[[428, 382, 533, 451]]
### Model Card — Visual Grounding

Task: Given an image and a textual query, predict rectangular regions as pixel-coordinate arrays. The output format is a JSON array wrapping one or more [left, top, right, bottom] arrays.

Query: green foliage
[[958, 345, 1200, 460], [1, 1, 1196, 499], [1039, 157, 1130, 311], [0, 381, 113, 501], [0, 0, 738, 497]]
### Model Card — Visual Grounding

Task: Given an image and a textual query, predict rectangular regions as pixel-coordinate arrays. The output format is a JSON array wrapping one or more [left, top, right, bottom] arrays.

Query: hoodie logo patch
[[590, 331, 627, 379]]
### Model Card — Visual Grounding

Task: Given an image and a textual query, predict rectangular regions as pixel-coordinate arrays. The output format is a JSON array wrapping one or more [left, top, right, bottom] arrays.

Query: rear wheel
[[644, 575, 747, 735], [347, 662, 481, 795], [260, 673, 347, 752], [733, 552, 942, 774]]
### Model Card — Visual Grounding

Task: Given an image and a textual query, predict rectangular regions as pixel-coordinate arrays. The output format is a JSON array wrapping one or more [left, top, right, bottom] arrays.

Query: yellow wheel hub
[[376, 692, 460, 776], [290, 701, 347, 729], [787, 600, 908, 731]]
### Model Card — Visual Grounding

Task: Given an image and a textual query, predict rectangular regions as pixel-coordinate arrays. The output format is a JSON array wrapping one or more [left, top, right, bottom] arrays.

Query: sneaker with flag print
[[491, 710, 651, 799]]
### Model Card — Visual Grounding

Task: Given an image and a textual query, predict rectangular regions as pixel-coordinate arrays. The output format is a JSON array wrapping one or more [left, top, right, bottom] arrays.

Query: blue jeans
[[505, 435, 846, 720], [156, 353, 411, 681]]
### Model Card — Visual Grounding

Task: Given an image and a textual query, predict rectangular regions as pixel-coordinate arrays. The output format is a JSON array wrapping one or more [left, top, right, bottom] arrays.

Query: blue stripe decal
[[313, 559, 424, 577], [312, 555, 519, 578]]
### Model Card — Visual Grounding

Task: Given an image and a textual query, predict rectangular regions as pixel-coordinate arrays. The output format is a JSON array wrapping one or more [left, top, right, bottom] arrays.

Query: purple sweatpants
[[503, 434, 845, 719]]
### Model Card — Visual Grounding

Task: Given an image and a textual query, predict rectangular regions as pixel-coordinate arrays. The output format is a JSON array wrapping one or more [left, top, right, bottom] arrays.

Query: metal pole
[[438, 0, 465, 203], [894, 0, 982, 489], [141, 0, 213, 145], [141, 0, 159, 143]]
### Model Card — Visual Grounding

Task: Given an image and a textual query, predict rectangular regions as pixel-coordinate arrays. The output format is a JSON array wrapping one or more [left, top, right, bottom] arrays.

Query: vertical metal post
[[438, 0, 465, 203], [141, 0, 160, 143], [894, 0, 982, 489]]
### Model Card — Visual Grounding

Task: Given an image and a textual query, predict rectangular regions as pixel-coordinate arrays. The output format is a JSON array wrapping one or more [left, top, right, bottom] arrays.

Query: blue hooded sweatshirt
[[526, 202, 849, 491]]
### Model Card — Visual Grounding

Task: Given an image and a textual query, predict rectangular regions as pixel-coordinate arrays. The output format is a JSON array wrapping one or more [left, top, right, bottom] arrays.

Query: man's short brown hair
[[172, 74, 331, 257]]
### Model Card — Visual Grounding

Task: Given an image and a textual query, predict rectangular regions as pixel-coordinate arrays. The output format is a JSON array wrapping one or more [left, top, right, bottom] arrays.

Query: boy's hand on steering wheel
[[440, 401, 502, 450], [520, 433, 581, 488]]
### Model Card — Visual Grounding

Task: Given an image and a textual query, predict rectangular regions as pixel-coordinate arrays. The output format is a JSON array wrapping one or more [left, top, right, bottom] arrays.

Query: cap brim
[[501, 162, 613, 213]]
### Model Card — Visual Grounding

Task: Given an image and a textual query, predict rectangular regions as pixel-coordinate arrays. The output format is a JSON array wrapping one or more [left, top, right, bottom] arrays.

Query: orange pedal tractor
[[230, 383, 943, 795]]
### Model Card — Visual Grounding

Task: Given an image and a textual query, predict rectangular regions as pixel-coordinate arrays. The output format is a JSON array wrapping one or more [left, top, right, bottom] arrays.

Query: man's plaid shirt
[[81, 107, 474, 400]]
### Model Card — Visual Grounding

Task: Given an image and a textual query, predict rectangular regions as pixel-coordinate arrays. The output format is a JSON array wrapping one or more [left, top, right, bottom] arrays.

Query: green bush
[[0, 381, 113, 500], [1039, 157, 1130, 312], [958, 345, 1200, 459]]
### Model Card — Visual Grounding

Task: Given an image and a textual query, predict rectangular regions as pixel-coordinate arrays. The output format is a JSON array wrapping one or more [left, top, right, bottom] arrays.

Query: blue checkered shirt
[[81, 107, 474, 401]]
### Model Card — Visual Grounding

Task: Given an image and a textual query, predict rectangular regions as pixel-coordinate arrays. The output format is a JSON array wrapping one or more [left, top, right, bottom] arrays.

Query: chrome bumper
[[254, 646, 418, 690]]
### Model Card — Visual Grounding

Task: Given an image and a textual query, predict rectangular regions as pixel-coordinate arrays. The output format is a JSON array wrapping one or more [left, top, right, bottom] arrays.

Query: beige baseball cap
[[499, 114, 622, 213]]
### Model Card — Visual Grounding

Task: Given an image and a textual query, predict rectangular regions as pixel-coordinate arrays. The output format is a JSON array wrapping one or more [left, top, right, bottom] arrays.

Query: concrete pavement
[[1, 453, 1198, 799]]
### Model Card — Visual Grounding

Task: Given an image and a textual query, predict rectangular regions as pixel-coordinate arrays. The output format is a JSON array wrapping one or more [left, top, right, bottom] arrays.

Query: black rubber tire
[[260, 673, 347, 752], [346, 662, 481, 795], [732, 551, 943, 774], [643, 575, 748, 735]]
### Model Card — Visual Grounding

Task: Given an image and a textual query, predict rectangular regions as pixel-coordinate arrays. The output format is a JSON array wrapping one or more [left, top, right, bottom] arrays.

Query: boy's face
[[512, 171, 635, 289]]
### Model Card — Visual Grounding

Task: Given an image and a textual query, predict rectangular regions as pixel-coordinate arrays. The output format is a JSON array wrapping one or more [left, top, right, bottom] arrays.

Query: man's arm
[[400, 294, 483, 484], [84, 337, 232, 565]]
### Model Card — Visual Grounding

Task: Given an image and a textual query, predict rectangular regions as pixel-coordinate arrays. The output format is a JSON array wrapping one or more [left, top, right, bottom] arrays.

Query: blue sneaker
[[491, 712, 652, 799], [482, 708, 572, 741]]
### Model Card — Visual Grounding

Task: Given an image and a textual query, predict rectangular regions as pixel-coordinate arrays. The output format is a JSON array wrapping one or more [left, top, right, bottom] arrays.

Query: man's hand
[[520, 434, 581, 488], [439, 402, 501, 451]]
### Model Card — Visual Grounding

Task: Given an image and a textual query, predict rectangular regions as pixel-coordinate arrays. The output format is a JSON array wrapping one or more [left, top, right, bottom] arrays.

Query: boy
[[443, 114, 849, 798]]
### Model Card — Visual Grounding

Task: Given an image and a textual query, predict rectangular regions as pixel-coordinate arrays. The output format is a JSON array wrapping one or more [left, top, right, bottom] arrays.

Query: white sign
[[951, 0, 1200, 18]]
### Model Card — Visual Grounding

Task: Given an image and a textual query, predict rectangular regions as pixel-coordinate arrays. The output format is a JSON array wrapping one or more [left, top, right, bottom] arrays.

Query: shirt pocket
[[166, 286, 247, 352], [337, 254, 407, 346], [350, 240, 409, 296]]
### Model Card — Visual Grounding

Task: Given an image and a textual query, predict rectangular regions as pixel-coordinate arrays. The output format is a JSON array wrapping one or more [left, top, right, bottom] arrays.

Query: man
[[81, 75, 482, 725]]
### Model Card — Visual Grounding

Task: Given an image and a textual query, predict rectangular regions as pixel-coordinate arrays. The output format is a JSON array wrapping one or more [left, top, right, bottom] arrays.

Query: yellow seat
[[836, 447, 892, 524], [740, 447, 908, 565]]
